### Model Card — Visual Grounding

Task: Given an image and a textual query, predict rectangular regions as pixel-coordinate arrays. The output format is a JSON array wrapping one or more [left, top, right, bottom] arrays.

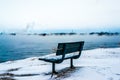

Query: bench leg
[[52, 63, 57, 74], [70, 58, 74, 68]]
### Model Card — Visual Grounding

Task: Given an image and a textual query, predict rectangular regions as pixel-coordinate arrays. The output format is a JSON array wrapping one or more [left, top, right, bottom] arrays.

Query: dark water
[[0, 35, 120, 62]]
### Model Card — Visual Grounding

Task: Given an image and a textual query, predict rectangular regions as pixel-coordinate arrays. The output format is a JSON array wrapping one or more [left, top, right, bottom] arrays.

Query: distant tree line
[[0, 32, 120, 36], [89, 32, 119, 36]]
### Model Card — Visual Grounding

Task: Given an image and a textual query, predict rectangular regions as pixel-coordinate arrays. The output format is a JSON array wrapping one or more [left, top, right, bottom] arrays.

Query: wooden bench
[[39, 41, 84, 74]]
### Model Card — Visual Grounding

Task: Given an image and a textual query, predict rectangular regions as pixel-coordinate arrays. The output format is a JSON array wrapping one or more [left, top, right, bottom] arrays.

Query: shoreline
[[0, 47, 120, 63]]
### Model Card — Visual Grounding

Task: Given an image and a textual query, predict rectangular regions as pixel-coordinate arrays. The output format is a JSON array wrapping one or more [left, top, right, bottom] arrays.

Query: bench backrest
[[56, 41, 84, 56]]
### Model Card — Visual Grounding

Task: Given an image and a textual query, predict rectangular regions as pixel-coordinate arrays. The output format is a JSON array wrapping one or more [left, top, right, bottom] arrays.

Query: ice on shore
[[0, 48, 120, 80]]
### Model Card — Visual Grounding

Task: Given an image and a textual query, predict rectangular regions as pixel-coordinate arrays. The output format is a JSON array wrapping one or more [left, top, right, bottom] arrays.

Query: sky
[[0, 0, 120, 33]]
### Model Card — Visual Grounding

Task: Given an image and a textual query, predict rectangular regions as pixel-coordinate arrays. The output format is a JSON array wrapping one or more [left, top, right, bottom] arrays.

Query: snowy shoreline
[[0, 48, 120, 80]]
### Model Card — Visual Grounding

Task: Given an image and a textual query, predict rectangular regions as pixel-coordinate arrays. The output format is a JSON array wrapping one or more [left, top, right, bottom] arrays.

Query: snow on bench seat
[[39, 52, 79, 62]]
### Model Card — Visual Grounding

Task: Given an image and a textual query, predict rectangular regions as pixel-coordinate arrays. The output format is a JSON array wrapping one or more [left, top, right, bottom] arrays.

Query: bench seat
[[39, 52, 79, 63], [39, 55, 62, 63]]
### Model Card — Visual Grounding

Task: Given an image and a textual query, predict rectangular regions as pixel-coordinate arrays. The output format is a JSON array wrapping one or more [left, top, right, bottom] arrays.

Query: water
[[0, 34, 120, 62]]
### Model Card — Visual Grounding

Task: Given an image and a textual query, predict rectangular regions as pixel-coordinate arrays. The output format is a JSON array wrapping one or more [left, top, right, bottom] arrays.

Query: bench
[[39, 41, 84, 74]]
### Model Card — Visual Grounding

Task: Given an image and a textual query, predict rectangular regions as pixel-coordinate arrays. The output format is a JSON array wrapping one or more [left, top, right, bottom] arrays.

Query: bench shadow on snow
[[44, 66, 84, 79]]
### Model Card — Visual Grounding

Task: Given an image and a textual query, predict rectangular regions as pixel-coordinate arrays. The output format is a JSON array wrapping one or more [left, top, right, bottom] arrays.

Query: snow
[[0, 48, 120, 80]]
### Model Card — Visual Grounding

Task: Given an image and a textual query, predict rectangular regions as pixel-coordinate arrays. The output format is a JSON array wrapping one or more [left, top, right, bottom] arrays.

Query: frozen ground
[[0, 48, 120, 80]]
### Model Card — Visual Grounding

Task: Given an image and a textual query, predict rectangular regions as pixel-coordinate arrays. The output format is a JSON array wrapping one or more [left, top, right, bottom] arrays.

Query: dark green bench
[[39, 41, 84, 74]]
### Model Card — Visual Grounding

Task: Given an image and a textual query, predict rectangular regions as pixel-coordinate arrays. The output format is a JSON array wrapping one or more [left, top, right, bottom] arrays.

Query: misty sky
[[0, 0, 120, 32]]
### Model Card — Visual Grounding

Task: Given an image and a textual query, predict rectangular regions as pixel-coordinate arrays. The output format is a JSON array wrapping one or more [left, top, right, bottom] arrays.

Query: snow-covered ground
[[0, 48, 120, 80]]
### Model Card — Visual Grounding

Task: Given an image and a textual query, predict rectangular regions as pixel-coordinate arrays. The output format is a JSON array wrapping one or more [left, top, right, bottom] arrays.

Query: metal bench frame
[[39, 41, 84, 74]]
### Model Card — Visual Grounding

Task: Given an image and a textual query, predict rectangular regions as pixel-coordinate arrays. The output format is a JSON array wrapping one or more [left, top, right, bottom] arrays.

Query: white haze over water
[[0, 0, 120, 32]]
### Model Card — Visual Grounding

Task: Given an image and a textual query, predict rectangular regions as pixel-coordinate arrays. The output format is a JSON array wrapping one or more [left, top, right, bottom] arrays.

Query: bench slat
[[56, 41, 84, 55]]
